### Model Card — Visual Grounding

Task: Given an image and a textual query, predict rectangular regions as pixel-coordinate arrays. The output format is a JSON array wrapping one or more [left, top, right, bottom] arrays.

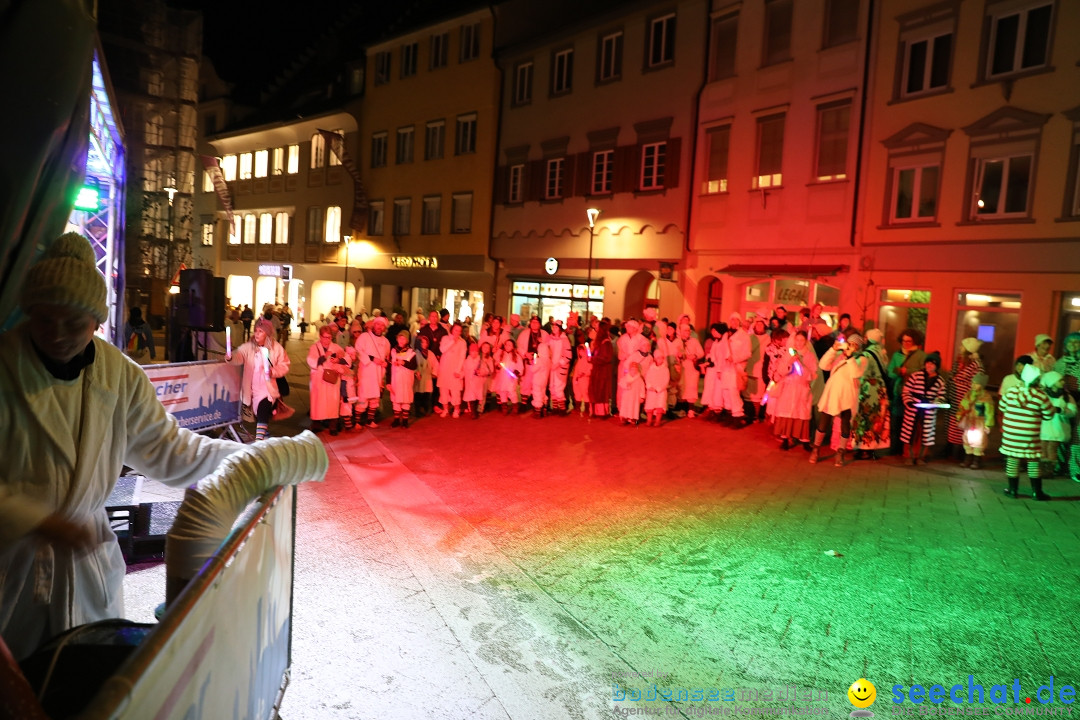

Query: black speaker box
[[178, 269, 225, 330]]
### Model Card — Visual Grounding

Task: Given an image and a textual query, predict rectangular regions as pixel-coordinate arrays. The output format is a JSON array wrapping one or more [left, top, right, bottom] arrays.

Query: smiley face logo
[[848, 679, 877, 708]]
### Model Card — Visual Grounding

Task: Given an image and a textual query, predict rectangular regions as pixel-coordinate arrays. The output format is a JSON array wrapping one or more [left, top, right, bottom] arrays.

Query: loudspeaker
[[178, 269, 224, 330]]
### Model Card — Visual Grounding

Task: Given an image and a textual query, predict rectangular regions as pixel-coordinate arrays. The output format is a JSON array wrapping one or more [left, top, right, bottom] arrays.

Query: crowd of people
[[224, 300, 1080, 498]]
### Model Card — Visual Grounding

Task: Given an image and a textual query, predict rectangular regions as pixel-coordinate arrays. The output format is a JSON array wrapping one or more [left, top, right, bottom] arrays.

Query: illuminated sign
[[545, 257, 559, 275], [258, 264, 292, 281], [75, 178, 101, 211], [391, 255, 438, 269]]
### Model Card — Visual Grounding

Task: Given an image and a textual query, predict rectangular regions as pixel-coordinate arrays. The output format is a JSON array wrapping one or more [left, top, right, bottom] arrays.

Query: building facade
[[685, 0, 872, 331], [354, 6, 499, 325], [492, 0, 709, 325], [860, 0, 1080, 382]]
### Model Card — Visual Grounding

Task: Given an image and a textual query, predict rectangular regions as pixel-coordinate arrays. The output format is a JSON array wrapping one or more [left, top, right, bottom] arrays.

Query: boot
[[502, 403, 510, 415], [402, 415, 409, 428], [758, 404, 767, 421], [329, 418, 341, 436], [391, 411, 401, 428], [972, 456, 982, 470], [780, 438, 790, 451], [809, 445, 821, 464], [834, 447, 846, 468], [1004, 477, 1019, 498], [366, 409, 378, 428], [960, 454, 971, 468], [1031, 477, 1051, 501]]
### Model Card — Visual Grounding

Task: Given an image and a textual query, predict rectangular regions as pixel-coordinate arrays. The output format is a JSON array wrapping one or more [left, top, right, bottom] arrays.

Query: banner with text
[[143, 360, 242, 431]]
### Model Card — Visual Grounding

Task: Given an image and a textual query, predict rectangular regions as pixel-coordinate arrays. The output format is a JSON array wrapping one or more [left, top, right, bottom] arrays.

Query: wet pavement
[[128, 339, 1080, 719]]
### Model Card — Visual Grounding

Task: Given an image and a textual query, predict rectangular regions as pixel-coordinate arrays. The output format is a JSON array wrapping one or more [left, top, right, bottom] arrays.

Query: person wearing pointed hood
[[0, 233, 247, 660], [947, 336, 986, 458], [1032, 334, 1055, 373], [708, 311, 752, 427], [1000, 364, 1056, 500], [1039, 371, 1076, 479]]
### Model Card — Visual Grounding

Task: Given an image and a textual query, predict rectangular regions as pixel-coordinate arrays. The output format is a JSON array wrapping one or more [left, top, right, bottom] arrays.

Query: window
[[368, 201, 384, 235], [514, 61, 533, 105], [254, 150, 269, 178], [401, 42, 418, 77], [422, 195, 441, 234], [455, 114, 477, 155], [704, 125, 730, 193], [396, 126, 415, 164], [243, 214, 256, 244], [460, 23, 480, 62], [901, 31, 953, 97], [306, 207, 322, 243], [986, 2, 1053, 78], [647, 13, 676, 68], [239, 152, 253, 179], [201, 223, 214, 246], [1069, 129, 1080, 218], [272, 147, 285, 175], [325, 206, 341, 243], [552, 48, 573, 95], [545, 158, 565, 199], [221, 155, 237, 182], [815, 101, 851, 181], [973, 154, 1033, 219], [763, 0, 793, 66], [823, 0, 859, 48], [891, 165, 940, 222], [259, 213, 272, 244], [878, 289, 931, 357], [452, 193, 473, 233], [374, 51, 391, 85], [425, 120, 445, 160], [430, 32, 449, 69], [287, 145, 299, 174], [310, 133, 325, 169], [956, 291, 1021, 385], [710, 12, 738, 80], [371, 132, 388, 168], [508, 164, 524, 203], [640, 142, 667, 190], [202, 169, 214, 192], [229, 216, 241, 244], [275, 212, 289, 244], [754, 113, 785, 188], [599, 31, 623, 82], [393, 198, 411, 235], [328, 129, 343, 166], [592, 150, 614, 194], [350, 67, 364, 94]]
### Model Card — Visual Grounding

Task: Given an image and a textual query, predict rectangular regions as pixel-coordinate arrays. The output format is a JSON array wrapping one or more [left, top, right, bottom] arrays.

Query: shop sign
[[258, 263, 292, 281], [774, 279, 809, 306], [391, 255, 438, 269], [513, 281, 540, 295], [545, 257, 559, 275]]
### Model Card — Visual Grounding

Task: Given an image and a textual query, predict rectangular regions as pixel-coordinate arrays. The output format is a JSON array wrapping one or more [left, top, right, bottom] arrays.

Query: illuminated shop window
[[956, 291, 1021, 383]]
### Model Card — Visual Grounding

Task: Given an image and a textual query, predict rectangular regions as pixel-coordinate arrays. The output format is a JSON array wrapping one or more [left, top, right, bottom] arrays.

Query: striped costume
[[900, 371, 946, 445], [947, 358, 983, 444], [999, 384, 1054, 459]]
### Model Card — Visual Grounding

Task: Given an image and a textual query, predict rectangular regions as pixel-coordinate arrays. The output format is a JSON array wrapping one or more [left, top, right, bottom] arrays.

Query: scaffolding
[[97, 0, 201, 319]]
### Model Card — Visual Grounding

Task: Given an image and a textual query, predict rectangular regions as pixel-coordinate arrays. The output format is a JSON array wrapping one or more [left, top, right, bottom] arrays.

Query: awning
[[717, 264, 849, 277]]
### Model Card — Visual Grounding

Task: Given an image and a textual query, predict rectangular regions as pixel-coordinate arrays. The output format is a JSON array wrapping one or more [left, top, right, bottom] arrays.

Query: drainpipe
[[685, 0, 711, 255], [487, 4, 505, 315], [849, 0, 876, 248]]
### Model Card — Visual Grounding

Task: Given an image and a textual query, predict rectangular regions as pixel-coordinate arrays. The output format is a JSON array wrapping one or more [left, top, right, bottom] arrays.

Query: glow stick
[[499, 362, 516, 379], [914, 402, 950, 409], [762, 380, 775, 404], [226, 326, 231, 356]]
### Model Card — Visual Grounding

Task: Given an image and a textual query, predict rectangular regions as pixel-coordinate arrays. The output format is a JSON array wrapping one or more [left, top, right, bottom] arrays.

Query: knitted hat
[[20, 233, 107, 323], [972, 373, 989, 387], [924, 351, 942, 369], [1040, 371, 1063, 388], [845, 333, 864, 348], [1035, 334, 1053, 348], [865, 328, 884, 345], [1021, 364, 1041, 385], [961, 337, 982, 354]]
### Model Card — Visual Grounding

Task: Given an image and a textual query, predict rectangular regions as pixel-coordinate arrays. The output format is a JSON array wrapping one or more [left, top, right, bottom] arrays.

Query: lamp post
[[585, 208, 600, 324], [164, 184, 177, 284], [342, 234, 353, 312]]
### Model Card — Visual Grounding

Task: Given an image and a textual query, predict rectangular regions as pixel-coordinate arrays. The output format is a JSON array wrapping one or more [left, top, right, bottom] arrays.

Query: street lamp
[[343, 234, 353, 311], [164, 184, 177, 284], [585, 208, 600, 324]]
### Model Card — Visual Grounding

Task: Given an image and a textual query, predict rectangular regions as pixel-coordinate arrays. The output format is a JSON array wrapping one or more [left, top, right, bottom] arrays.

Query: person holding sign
[[0, 233, 244, 661]]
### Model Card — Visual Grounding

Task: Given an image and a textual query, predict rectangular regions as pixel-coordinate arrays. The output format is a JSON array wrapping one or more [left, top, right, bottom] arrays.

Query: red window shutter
[[494, 165, 508, 204], [526, 160, 546, 202], [574, 152, 591, 196], [664, 137, 681, 190], [562, 154, 577, 197]]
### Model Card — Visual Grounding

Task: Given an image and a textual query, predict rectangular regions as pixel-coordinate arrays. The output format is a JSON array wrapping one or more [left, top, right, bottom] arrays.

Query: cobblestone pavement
[[130, 339, 1080, 719]]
